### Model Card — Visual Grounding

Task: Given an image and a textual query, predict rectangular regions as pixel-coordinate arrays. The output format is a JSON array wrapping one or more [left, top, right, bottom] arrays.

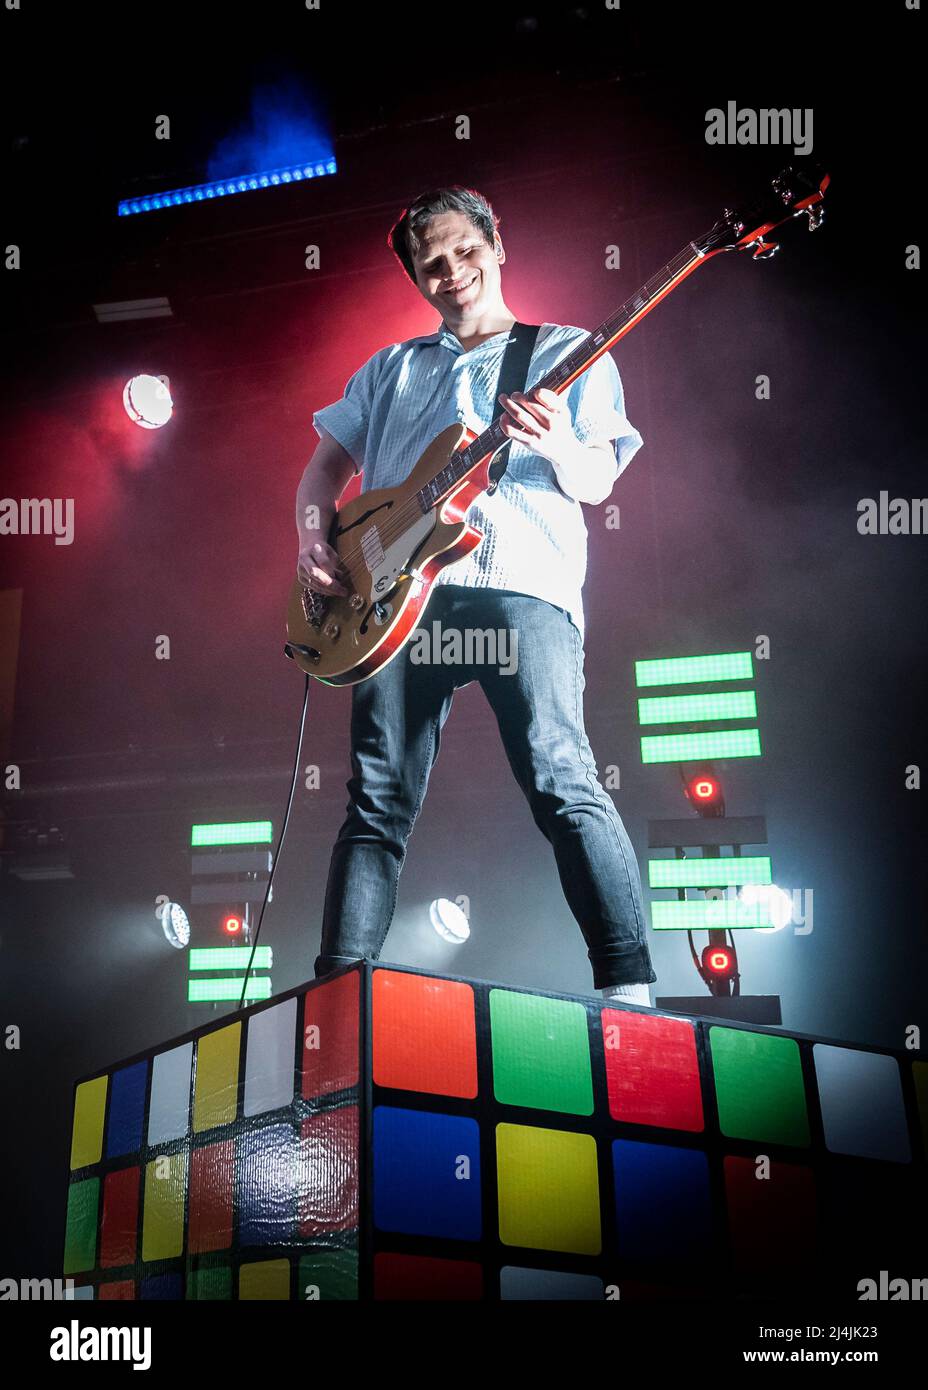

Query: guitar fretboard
[[415, 241, 706, 513]]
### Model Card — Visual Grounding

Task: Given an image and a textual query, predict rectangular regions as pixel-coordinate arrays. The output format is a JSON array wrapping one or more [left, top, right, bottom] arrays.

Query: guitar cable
[[235, 670, 311, 1011]]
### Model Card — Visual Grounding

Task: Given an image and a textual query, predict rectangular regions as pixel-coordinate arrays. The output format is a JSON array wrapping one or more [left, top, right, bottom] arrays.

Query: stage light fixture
[[223, 914, 243, 936], [161, 901, 190, 950], [94, 297, 172, 324], [7, 824, 73, 880], [652, 899, 774, 930], [648, 855, 771, 889], [189, 946, 272, 971], [191, 821, 273, 847], [642, 728, 761, 764], [429, 898, 470, 944], [123, 374, 173, 429], [188, 976, 272, 1003], [682, 770, 726, 817], [635, 649, 761, 766], [638, 691, 757, 725], [701, 942, 737, 984], [635, 651, 754, 687], [117, 158, 337, 217], [740, 882, 794, 932]]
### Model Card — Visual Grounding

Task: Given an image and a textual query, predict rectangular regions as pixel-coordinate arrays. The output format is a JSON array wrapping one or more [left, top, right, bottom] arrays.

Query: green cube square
[[489, 990, 593, 1115], [710, 1027, 810, 1146], [187, 1262, 231, 1300], [298, 1249, 359, 1300], [63, 1178, 99, 1274]]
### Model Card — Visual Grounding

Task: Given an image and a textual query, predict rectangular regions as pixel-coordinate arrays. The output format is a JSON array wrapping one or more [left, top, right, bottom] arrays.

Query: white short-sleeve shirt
[[312, 322, 642, 636]]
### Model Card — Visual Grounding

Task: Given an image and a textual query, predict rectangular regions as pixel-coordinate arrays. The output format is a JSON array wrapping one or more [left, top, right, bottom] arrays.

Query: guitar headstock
[[697, 165, 830, 261]]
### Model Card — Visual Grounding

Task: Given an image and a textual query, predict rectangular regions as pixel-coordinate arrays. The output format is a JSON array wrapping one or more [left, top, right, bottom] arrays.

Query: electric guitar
[[286, 165, 829, 685]]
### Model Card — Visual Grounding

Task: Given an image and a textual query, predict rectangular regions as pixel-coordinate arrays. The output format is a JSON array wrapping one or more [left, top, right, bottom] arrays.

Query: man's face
[[411, 210, 503, 318]]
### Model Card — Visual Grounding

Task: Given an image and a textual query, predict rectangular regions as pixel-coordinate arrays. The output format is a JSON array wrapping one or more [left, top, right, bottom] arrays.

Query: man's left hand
[[498, 387, 577, 466]]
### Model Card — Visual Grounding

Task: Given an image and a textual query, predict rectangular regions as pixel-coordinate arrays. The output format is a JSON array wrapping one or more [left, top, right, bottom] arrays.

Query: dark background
[[0, 0, 924, 1276]]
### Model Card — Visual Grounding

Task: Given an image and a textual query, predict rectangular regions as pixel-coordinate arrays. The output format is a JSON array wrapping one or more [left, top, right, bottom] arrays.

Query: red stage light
[[699, 941, 738, 993], [223, 915, 242, 936], [706, 947, 732, 973], [683, 769, 725, 817]]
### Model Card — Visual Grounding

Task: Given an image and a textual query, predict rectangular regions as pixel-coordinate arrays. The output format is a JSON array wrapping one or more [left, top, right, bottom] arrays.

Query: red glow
[[706, 948, 732, 973], [223, 915, 242, 935], [693, 778, 717, 800]]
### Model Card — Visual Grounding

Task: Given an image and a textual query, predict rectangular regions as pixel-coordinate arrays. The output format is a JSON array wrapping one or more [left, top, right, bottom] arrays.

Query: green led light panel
[[191, 821, 273, 847], [651, 900, 773, 931], [187, 976, 273, 1002], [649, 856, 772, 888], [635, 652, 754, 688], [188, 947, 273, 972], [641, 729, 761, 764], [637, 691, 757, 726]]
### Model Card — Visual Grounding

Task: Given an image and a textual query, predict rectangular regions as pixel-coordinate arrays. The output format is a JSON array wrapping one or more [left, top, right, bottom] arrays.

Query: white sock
[[600, 981, 653, 1007]]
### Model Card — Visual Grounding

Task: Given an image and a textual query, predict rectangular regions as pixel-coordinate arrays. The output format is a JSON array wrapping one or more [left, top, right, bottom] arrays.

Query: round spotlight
[[123, 374, 173, 429], [161, 901, 190, 950], [429, 898, 470, 944], [223, 914, 243, 936], [739, 882, 794, 932]]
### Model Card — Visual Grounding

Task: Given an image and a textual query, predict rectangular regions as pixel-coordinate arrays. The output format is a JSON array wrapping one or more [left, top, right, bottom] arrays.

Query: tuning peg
[[772, 171, 795, 205], [805, 205, 824, 231], [752, 239, 780, 260]]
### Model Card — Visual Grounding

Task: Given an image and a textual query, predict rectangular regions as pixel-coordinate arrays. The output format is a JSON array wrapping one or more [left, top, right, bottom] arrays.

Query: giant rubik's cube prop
[[64, 961, 927, 1299]]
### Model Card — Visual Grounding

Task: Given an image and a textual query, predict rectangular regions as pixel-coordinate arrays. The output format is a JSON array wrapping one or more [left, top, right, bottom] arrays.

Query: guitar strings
[[330, 461, 475, 582], [331, 410, 527, 577]]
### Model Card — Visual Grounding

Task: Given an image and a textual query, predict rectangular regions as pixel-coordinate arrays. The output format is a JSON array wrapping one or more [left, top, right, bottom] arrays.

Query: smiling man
[[294, 184, 657, 1004]]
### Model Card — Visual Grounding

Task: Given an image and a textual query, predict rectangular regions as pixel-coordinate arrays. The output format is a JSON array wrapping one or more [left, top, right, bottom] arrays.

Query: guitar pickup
[[361, 525, 385, 573]]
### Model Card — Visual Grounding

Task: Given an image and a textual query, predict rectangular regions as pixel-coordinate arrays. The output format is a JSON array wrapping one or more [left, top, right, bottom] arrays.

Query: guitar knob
[[324, 622, 340, 639], [349, 593, 365, 611]]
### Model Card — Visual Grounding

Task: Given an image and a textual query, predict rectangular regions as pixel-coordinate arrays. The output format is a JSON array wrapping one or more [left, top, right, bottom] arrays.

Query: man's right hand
[[297, 538, 350, 598], [295, 431, 357, 598]]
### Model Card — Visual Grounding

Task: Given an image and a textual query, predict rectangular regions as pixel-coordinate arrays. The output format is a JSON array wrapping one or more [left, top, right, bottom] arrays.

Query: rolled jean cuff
[[590, 944, 657, 992]]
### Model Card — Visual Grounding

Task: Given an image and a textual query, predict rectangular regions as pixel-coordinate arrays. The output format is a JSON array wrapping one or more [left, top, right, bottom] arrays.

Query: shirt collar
[[416, 324, 516, 353]]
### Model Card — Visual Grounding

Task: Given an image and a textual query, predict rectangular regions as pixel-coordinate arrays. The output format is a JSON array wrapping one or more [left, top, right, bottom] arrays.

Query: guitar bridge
[[301, 587, 327, 630]]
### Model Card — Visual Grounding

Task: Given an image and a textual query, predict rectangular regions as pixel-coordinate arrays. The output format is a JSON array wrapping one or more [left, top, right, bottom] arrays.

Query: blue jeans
[[315, 586, 656, 990]]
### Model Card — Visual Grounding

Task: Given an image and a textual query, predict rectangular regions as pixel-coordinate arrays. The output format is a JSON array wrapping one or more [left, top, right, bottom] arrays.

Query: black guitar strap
[[487, 320, 541, 490]]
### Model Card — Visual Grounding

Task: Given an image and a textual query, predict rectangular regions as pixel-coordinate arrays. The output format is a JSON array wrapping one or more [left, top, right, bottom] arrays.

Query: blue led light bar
[[118, 158, 337, 217]]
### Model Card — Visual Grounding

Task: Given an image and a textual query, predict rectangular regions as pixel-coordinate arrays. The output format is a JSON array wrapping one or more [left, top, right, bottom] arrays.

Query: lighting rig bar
[[118, 157, 337, 217]]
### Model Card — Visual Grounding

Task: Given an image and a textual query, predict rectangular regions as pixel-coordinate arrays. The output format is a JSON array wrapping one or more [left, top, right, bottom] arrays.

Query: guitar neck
[[419, 239, 710, 508]]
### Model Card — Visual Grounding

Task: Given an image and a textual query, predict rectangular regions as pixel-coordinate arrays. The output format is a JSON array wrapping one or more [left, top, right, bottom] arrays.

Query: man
[[294, 185, 656, 1005]]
